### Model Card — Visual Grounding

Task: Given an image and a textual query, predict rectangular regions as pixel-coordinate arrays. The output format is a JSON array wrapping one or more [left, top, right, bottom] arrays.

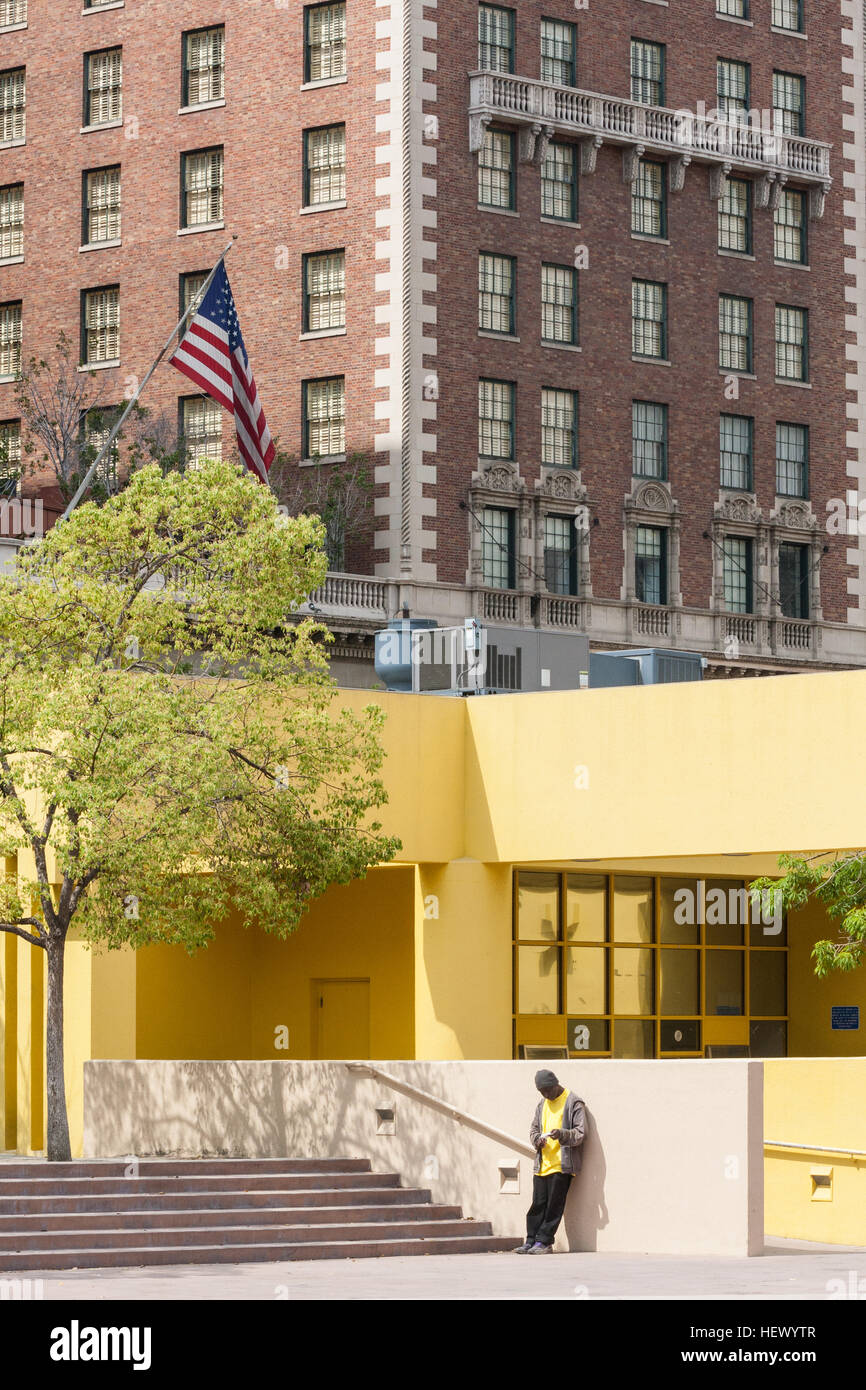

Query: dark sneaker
[[512, 1240, 534, 1253], [528, 1242, 553, 1253]]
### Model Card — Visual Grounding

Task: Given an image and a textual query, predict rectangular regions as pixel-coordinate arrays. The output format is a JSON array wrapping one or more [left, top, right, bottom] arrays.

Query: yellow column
[[1, 931, 17, 1149], [414, 861, 513, 1059], [16, 935, 44, 1154]]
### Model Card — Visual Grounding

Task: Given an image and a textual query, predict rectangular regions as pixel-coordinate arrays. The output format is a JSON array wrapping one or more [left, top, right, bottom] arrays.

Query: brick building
[[0, 0, 864, 677]]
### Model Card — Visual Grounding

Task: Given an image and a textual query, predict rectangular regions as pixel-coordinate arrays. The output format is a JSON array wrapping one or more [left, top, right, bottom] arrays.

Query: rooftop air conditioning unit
[[374, 621, 591, 695]]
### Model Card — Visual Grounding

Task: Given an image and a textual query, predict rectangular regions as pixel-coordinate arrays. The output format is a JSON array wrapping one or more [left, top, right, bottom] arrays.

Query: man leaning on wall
[[513, 1070, 586, 1254]]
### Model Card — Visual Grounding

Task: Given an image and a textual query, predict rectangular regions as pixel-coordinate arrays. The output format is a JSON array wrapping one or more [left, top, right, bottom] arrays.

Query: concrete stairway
[[0, 1158, 516, 1269]]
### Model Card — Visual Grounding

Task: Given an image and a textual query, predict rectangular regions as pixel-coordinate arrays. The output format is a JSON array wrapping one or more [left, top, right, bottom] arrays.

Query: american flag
[[169, 261, 274, 484]]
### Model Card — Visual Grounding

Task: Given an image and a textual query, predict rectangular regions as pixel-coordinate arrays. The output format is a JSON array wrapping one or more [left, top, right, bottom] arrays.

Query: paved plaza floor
[[7, 1238, 866, 1301]]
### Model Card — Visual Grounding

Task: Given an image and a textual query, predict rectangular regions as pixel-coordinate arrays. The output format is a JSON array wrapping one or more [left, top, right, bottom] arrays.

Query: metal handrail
[[764, 1140, 866, 1159], [345, 1063, 535, 1158]]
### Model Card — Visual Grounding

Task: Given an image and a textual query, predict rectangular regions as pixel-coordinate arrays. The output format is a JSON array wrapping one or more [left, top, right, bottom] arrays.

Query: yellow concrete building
[[1, 669, 865, 1241]]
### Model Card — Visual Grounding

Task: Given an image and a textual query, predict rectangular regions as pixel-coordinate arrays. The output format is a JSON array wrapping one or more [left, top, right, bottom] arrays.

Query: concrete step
[[0, 1203, 463, 1234], [0, 1233, 518, 1271], [0, 1185, 432, 1217], [0, 1157, 514, 1269], [0, 1171, 401, 1198], [0, 1158, 372, 1180], [1, 1218, 493, 1254]]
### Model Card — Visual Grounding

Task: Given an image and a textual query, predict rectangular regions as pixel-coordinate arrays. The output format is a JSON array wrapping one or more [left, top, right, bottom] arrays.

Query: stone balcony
[[292, 573, 865, 674], [469, 71, 832, 214]]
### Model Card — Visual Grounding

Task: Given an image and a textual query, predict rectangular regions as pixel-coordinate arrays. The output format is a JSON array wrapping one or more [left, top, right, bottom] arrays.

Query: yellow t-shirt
[[538, 1088, 570, 1176]]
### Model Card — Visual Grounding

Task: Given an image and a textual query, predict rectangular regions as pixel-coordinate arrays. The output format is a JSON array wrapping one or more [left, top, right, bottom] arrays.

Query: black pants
[[526, 1172, 572, 1247]]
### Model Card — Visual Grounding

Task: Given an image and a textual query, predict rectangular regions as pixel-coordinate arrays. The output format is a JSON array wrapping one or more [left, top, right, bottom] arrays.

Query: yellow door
[[312, 979, 371, 1059]]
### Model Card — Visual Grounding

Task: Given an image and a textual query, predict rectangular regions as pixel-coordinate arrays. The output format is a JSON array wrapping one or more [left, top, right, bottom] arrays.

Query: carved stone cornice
[[770, 500, 818, 534], [470, 460, 526, 499], [535, 467, 587, 504], [714, 492, 763, 527], [625, 478, 680, 518]]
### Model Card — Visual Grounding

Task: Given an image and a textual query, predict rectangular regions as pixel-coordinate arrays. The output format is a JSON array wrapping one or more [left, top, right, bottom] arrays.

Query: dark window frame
[[481, 503, 517, 590], [302, 246, 347, 333], [719, 412, 754, 492], [478, 4, 516, 74], [541, 385, 579, 469], [635, 523, 668, 606], [83, 45, 122, 128], [302, 373, 346, 459], [79, 282, 119, 366], [81, 163, 121, 247], [179, 145, 225, 230], [303, 122, 347, 208], [723, 534, 754, 614], [779, 541, 810, 619], [630, 38, 666, 106], [181, 24, 226, 108], [540, 15, 577, 87], [304, 2, 347, 84], [632, 400, 669, 480], [478, 376, 516, 461]]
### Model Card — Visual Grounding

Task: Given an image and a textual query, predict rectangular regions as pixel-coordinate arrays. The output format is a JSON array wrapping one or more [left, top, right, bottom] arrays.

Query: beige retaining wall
[[83, 1059, 764, 1256]]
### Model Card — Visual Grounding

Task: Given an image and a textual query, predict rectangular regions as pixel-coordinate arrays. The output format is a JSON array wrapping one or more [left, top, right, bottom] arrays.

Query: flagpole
[[60, 237, 237, 521]]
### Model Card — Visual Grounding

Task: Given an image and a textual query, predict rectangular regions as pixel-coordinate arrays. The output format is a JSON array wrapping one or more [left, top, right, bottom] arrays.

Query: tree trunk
[[45, 936, 71, 1161]]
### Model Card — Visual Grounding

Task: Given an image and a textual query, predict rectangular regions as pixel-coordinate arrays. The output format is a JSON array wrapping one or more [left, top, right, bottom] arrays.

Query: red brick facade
[[0, 0, 857, 650]]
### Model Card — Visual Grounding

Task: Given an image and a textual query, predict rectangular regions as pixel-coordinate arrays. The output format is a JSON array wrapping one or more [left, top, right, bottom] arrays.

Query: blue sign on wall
[[831, 1006, 860, 1031]]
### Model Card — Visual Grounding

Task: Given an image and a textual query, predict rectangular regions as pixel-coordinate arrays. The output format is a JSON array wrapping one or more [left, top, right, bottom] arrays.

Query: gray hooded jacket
[[530, 1091, 586, 1176]]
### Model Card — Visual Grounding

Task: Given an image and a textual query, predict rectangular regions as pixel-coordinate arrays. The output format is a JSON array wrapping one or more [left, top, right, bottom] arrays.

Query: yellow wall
[[788, 900, 866, 1057], [250, 865, 415, 1060], [332, 690, 466, 863], [414, 862, 512, 1059], [464, 671, 866, 863], [134, 865, 415, 1064], [764, 1059, 866, 1245]]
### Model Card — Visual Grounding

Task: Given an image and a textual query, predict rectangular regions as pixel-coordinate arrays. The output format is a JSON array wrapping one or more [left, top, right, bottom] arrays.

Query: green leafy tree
[[752, 854, 866, 977], [0, 459, 400, 1160]]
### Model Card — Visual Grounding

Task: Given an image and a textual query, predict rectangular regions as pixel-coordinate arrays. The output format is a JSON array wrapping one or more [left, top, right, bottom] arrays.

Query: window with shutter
[[82, 408, 120, 490], [183, 397, 222, 468], [0, 1, 26, 27], [181, 271, 210, 316], [304, 378, 345, 457], [478, 253, 514, 335], [775, 304, 808, 381], [304, 126, 346, 206], [0, 420, 20, 496], [0, 69, 25, 143], [478, 128, 514, 209], [541, 142, 577, 222], [182, 148, 224, 228], [478, 379, 515, 460], [542, 264, 578, 345], [184, 27, 225, 106], [304, 251, 345, 332], [0, 184, 23, 259], [541, 389, 578, 469], [0, 302, 22, 378], [83, 287, 119, 364], [306, 3, 347, 82], [719, 294, 753, 372], [85, 167, 121, 244], [86, 49, 122, 126]]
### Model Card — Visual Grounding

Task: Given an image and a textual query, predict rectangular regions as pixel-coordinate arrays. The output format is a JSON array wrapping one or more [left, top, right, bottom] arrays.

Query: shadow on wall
[[563, 1109, 610, 1252], [83, 1060, 611, 1251]]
